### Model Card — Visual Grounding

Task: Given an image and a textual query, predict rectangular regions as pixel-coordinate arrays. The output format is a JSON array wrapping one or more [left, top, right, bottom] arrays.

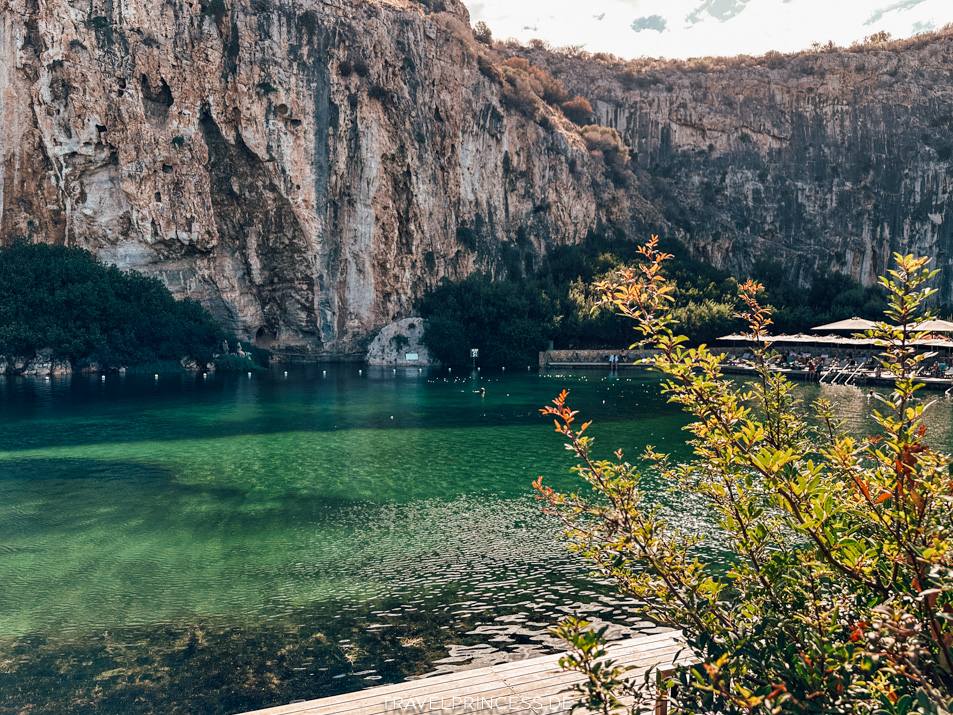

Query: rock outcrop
[[365, 317, 433, 365], [517, 38, 953, 300], [4, 0, 953, 356], [0, 0, 603, 357]]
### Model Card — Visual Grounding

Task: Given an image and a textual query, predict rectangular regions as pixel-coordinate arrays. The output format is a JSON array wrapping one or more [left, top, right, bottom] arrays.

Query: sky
[[463, 0, 953, 60]]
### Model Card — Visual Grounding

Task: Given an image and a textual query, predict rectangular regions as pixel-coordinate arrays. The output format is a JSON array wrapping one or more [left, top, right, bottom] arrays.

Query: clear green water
[[1, 367, 950, 714]]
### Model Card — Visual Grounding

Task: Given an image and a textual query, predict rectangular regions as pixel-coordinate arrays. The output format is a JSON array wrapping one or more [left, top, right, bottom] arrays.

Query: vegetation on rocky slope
[[420, 236, 890, 369], [0, 240, 265, 371]]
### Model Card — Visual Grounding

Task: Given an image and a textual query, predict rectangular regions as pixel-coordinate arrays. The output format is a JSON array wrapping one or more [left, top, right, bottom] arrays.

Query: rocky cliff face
[[520, 40, 953, 301], [5, 1, 953, 357], [0, 0, 603, 356]]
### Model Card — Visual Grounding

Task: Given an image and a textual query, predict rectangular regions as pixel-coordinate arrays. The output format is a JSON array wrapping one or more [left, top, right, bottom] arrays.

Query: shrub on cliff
[[473, 21, 493, 45], [580, 125, 629, 168], [560, 96, 593, 125], [0, 239, 225, 367], [540, 241, 953, 714]]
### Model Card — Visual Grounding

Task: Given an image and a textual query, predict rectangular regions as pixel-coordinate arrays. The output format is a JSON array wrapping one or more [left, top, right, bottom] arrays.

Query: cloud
[[463, 0, 953, 60], [865, 0, 927, 26], [912, 19, 936, 32], [631, 14, 667, 31], [687, 0, 754, 24]]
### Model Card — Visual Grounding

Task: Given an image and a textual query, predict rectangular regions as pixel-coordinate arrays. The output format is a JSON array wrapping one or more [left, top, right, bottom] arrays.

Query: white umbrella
[[811, 317, 876, 331], [914, 319, 953, 332], [717, 333, 752, 341]]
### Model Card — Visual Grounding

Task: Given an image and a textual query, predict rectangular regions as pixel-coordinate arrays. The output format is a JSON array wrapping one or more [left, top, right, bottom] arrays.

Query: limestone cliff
[[517, 38, 953, 301], [0, 0, 602, 356], [5, 0, 953, 357]]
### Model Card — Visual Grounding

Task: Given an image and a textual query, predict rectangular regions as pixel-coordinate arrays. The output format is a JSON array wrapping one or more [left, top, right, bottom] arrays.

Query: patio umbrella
[[811, 317, 877, 331], [914, 319, 953, 332], [717, 333, 752, 341]]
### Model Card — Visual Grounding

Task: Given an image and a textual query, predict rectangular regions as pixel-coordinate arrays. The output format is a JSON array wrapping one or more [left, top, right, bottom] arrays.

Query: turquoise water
[[1, 367, 950, 713]]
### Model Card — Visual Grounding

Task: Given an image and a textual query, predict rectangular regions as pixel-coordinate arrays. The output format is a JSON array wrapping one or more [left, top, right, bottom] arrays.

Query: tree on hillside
[[537, 238, 953, 714], [0, 239, 226, 367]]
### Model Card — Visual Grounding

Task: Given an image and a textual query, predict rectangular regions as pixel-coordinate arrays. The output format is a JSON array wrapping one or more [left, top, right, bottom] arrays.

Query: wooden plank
[[291, 634, 683, 715], [239, 633, 689, 715]]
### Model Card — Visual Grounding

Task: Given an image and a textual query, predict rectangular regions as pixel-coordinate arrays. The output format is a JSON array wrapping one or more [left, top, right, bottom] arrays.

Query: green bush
[[418, 233, 889, 365], [419, 274, 557, 368], [541, 242, 953, 714], [0, 239, 225, 367]]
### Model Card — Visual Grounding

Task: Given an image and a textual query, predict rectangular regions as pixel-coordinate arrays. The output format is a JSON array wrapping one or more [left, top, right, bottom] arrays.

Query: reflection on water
[[0, 366, 950, 713]]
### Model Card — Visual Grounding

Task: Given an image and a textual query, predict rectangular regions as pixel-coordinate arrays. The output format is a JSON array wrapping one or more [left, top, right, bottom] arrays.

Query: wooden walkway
[[240, 631, 692, 715]]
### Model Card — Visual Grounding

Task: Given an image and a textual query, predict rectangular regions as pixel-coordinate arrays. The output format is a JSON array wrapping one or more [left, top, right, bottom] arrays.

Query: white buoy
[[323, 370, 326, 376], [247, 372, 252, 377], [203, 373, 207, 379], [154, 374, 159, 379], [284, 371, 288, 377], [502, 366, 505, 371], [101, 375, 106, 381]]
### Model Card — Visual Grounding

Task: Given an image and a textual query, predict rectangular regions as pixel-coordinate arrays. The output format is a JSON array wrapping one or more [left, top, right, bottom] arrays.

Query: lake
[[1, 366, 950, 714]]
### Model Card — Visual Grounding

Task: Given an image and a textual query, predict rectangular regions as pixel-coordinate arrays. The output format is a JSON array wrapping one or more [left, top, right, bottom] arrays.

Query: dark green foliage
[[419, 233, 888, 366], [368, 85, 390, 103], [85, 15, 110, 30], [202, 0, 227, 21], [456, 222, 477, 251], [298, 10, 318, 39], [257, 81, 278, 95], [171, 135, 185, 147], [750, 259, 888, 332], [419, 274, 557, 368], [0, 240, 225, 367]]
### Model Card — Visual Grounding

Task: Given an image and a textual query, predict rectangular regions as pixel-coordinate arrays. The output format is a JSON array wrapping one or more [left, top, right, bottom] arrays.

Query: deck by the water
[[239, 631, 691, 715]]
